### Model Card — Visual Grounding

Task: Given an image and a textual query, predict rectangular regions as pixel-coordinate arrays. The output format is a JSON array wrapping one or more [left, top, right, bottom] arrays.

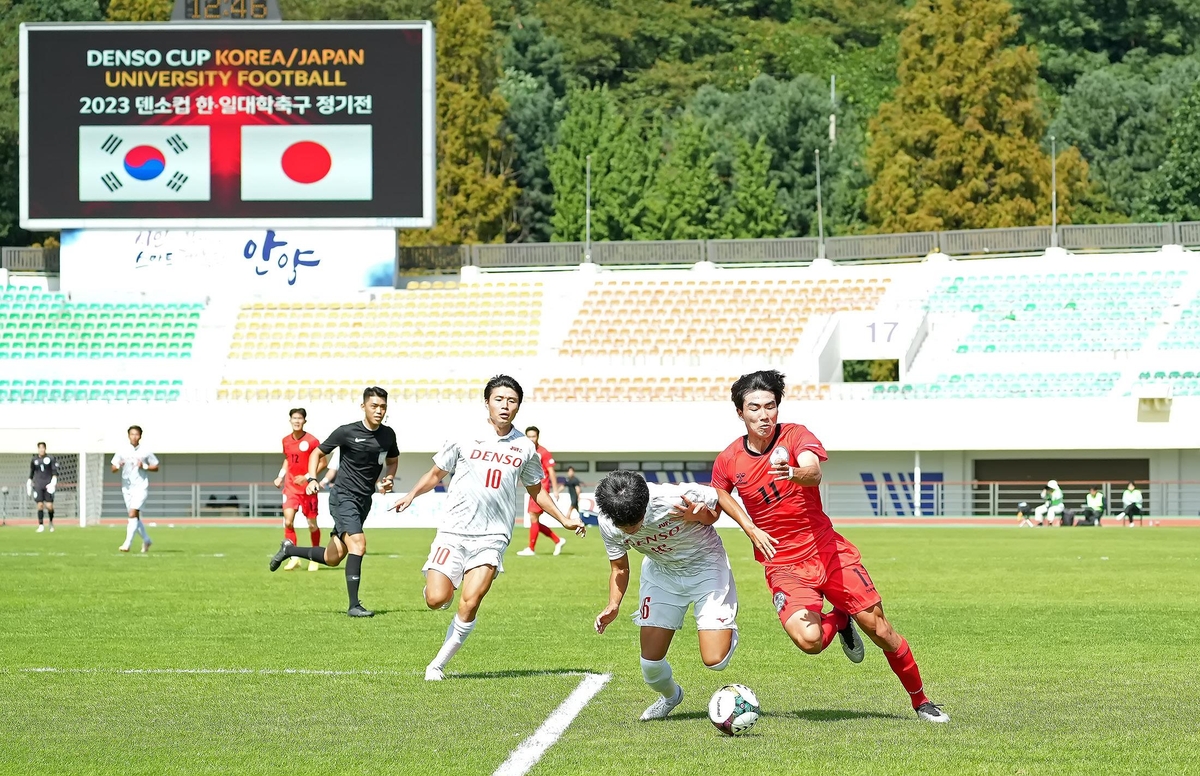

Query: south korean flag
[[78, 126, 211, 202]]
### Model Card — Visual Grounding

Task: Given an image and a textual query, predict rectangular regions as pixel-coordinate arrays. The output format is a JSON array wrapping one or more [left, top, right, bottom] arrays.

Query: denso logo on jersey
[[469, 449, 523, 468]]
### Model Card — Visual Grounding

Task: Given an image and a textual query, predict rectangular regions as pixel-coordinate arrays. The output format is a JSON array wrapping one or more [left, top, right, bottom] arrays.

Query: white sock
[[430, 616, 476, 671], [136, 519, 150, 543], [640, 657, 677, 697], [123, 518, 138, 546]]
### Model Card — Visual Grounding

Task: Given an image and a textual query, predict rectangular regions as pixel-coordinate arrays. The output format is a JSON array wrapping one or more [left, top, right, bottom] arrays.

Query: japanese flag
[[79, 126, 211, 202], [240, 125, 373, 201]]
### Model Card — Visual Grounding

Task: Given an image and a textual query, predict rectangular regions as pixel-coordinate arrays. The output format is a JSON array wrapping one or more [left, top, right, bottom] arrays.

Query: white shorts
[[122, 487, 148, 512], [422, 532, 507, 589], [631, 555, 738, 632]]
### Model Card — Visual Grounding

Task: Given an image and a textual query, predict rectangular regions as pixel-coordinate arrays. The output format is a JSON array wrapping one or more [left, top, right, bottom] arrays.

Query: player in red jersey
[[516, 426, 566, 556], [274, 408, 332, 572], [711, 370, 949, 724]]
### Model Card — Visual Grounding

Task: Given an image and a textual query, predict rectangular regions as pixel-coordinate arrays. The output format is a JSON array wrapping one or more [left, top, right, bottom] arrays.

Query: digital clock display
[[174, 0, 282, 21]]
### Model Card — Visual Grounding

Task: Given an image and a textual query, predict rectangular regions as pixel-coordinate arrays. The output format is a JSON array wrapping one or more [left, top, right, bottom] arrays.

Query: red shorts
[[764, 532, 881, 626], [282, 490, 319, 518], [527, 485, 548, 515]]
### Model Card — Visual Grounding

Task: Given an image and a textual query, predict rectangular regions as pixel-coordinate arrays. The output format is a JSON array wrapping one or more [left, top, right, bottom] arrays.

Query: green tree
[[1010, 0, 1200, 90], [282, 0, 435, 20], [640, 114, 721, 240], [546, 85, 622, 242], [720, 136, 789, 238], [593, 111, 659, 241], [866, 0, 1090, 232], [404, 0, 516, 246], [693, 74, 867, 237], [1141, 82, 1200, 221], [1051, 54, 1200, 218], [104, 0, 169, 20]]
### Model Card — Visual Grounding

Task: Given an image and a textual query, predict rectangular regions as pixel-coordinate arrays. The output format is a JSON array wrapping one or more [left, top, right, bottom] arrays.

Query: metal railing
[[398, 220, 1200, 270], [2, 246, 59, 272]]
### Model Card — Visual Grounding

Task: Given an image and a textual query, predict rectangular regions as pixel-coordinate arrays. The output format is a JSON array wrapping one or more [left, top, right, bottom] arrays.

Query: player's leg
[[426, 562, 497, 680], [341, 531, 370, 616], [766, 563, 853, 656], [518, 502, 541, 555], [120, 504, 138, 551], [44, 496, 54, 531], [694, 563, 739, 670], [135, 507, 152, 551], [35, 500, 45, 532], [422, 534, 465, 610], [281, 506, 302, 571], [303, 508, 322, 571], [271, 493, 349, 571], [634, 568, 687, 720]]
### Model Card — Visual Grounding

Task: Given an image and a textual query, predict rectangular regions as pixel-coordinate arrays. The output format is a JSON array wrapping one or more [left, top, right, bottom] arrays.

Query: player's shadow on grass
[[665, 709, 906, 723], [453, 669, 598, 680]]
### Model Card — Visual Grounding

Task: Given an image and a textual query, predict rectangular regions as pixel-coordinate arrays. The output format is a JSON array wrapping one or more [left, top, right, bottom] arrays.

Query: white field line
[[18, 667, 403, 676], [493, 672, 611, 776]]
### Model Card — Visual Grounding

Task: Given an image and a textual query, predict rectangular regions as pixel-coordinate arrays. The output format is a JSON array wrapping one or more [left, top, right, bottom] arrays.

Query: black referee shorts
[[329, 488, 371, 538]]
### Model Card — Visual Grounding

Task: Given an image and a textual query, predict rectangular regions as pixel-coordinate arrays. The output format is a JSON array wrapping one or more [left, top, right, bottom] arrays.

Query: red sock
[[539, 523, 560, 543], [820, 608, 849, 650], [529, 521, 540, 550], [284, 526, 298, 545], [884, 637, 929, 708], [310, 528, 321, 547]]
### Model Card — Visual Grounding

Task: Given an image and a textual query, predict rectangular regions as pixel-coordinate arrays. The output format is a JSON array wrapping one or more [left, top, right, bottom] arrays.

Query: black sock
[[345, 553, 363, 608], [37, 509, 43, 525], [289, 545, 327, 563], [46, 509, 53, 525]]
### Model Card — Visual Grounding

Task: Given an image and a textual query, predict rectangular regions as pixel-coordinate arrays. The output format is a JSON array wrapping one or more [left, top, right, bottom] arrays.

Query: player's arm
[[27, 460, 33, 496], [274, 456, 288, 489], [715, 487, 779, 560], [392, 465, 449, 512], [49, 458, 58, 493], [319, 451, 338, 488], [143, 454, 160, 473], [548, 462, 560, 496], [530, 484, 585, 535], [772, 450, 822, 485], [594, 554, 630, 634], [110, 454, 121, 473], [377, 457, 398, 494], [306, 447, 329, 494]]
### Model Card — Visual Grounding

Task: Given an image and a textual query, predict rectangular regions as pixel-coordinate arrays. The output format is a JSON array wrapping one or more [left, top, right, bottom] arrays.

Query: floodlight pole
[[584, 154, 593, 263], [913, 451, 922, 518], [815, 150, 826, 259], [1050, 135, 1058, 248]]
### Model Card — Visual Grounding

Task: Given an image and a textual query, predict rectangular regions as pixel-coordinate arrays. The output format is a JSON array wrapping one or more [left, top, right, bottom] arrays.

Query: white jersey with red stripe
[[598, 482, 727, 575], [433, 424, 543, 541]]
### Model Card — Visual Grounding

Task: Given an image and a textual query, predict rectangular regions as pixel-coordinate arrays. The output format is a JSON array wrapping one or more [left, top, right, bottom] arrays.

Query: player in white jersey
[[593, 470, 740, 721], [392, 375, 586, 681], [111, 425, 160, 553]]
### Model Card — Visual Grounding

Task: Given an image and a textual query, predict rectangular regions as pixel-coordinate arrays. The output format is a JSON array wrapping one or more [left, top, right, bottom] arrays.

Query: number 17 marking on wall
[[867, 322, 900, 342]]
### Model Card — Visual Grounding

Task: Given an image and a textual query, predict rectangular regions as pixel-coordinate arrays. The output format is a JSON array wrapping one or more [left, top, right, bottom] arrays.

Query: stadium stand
[[0, 378, 182, 402], [0, 286, 201, 359], [227, 281, 543, 360], [560, 276, 889, 361], [532, 376, 829, 402], [928, 270, 1184, 354], [217, 376, 488, 403], [1160, 290, 1200, 350], [869, 371, 1120, 400]]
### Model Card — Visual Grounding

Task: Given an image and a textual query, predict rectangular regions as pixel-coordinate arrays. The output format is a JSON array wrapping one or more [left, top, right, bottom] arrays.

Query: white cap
[[1047, 480, 1058, 489]]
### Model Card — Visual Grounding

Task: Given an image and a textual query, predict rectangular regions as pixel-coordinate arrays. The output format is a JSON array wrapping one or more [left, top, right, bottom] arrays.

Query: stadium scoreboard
[[19, 22, 434, 229], [173, 0, 283, 21]]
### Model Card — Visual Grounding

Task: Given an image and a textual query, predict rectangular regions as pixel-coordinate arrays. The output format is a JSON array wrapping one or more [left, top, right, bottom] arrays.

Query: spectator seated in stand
[[1120, 482, 1144, 526]]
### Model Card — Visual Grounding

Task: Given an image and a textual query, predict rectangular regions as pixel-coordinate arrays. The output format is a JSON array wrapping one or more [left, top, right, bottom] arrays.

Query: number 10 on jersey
[[484, 468, 502, 489]]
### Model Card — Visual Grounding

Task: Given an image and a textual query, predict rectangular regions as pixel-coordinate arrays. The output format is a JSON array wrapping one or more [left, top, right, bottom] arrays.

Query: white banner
[[59, 228, 396, 295]]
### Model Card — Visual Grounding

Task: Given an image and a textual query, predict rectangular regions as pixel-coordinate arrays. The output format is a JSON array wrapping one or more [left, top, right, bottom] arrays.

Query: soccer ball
[[708, 684, 761, 736]]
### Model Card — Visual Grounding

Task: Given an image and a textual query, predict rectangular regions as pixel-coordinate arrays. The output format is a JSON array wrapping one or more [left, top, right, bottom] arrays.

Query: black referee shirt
[[319, 422, 399, 502]]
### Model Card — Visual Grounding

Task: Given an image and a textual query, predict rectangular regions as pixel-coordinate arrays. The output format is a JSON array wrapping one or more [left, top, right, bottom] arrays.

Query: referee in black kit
[[270, 387, 399, 618]]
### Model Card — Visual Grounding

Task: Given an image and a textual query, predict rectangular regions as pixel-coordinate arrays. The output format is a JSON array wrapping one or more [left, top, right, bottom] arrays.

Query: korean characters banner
[[20, 22, 434, 229]]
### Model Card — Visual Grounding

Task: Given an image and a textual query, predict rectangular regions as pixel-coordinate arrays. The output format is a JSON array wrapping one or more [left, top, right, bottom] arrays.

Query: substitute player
[[593, 470, 739, 721], [28, 442, 59, 533], [112, 425, 159, 553], [712, 370, 949, 724], [274, 408, 328, 572], [392, 375, 585, 681], [269, 388, 398, 618], [516, 426, 566, 556]]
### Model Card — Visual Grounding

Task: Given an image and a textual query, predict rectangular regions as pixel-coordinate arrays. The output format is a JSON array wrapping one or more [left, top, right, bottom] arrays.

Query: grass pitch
[[2, 524, 1199, 775]]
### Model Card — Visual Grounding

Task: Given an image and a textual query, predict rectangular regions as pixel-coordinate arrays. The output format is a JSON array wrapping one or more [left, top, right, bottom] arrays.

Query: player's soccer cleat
[[424, 665, 445, 681], [838, 618, 866, 663], [347, 604, 375, 618], [553, 538, 567, 556], [640, 684, 684, 721], [118, 544, 131, 552], [916, 702, 950, 724], [141, 542, 152, 554], [283, 557, 302, 571], [36, 525, 44, 533], [516, 547, 536, 556], [268, 539, 294, 572], [49, 526, 54, 533], [307, 561, 320, 572]]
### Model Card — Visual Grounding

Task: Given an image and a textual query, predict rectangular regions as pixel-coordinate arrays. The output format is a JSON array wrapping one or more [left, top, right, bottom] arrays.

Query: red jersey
[[282, 432, 321, 493], [536, 445, 555, 491], [711, 422, 834, 565]]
